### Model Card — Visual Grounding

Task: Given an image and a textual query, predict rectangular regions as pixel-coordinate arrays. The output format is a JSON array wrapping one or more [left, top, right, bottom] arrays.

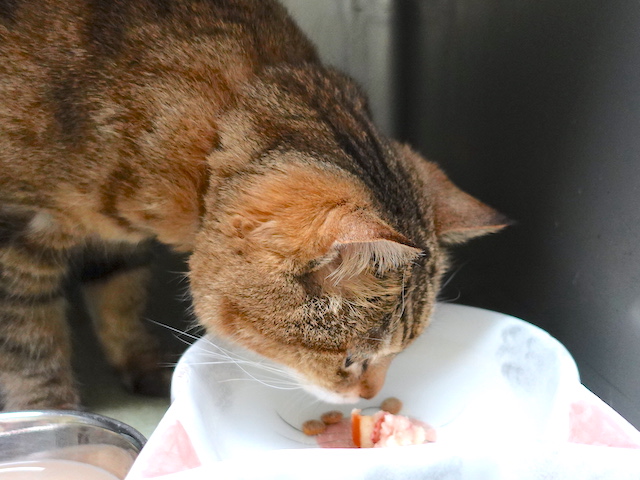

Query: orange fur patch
[[229, 161, 374, 263]]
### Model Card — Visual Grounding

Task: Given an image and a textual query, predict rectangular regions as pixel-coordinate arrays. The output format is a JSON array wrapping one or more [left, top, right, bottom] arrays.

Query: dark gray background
[[283, 0, 640, 428]]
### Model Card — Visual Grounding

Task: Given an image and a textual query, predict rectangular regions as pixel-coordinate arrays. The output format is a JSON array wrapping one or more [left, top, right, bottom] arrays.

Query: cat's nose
[[357, 359, 391, 399], [358, 385, 380, 400]]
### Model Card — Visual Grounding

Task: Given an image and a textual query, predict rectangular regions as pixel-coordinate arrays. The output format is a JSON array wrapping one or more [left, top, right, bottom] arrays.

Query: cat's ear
[[223, 162, 422, 279], [397, 143, 511, 244], [327, 211, 422, 283]]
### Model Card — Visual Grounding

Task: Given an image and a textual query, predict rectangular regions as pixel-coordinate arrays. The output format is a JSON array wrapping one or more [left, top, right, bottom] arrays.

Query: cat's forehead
[[352, 315, 409, 353]]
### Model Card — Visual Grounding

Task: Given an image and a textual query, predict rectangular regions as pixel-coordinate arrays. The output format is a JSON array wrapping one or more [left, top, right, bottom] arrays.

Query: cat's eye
[[343, 355, 370, 372], [344, 355, 355, 368]]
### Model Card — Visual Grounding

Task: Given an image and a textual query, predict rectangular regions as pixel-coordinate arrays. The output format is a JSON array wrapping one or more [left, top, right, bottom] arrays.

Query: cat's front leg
[[0, 242, 79, 411], [81, 253, 170, 397]]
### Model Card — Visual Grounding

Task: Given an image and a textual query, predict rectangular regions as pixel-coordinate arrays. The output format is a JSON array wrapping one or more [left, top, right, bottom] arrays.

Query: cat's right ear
[[397, 143, 511, 244], [326, 211, 423, 284], [219, 162, 422, 281]]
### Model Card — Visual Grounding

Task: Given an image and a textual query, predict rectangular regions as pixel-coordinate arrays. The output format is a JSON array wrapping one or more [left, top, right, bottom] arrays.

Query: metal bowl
[[0, 410, 146, 479]]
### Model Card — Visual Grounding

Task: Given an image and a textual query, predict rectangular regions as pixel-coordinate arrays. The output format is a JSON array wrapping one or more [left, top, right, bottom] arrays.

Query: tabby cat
[[0, 0, 506, 410]]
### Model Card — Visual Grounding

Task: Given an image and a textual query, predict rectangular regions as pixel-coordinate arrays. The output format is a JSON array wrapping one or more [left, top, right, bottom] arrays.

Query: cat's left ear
[[328, 211, 423, 283], [396, 143, 511, 244]]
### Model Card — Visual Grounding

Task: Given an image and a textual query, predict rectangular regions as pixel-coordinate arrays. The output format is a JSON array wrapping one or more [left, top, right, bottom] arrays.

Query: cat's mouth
[[284, 367, 363, 404], [289, 353, 394, 404], [301, 383, 361, 405]]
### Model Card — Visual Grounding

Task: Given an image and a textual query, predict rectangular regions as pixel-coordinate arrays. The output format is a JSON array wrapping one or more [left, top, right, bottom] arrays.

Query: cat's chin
[[302, 384, 361, 405]]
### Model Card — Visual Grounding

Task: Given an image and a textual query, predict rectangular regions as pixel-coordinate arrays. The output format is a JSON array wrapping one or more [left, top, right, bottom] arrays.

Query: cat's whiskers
[[361, 336, 383, 344], [196, 337, 304, 390], [146, 318, 303, 390], [181, 350, 303, 390], [146, 318, 202, 345], [439, 261, 466, 291], [216, 378, 302, 390]]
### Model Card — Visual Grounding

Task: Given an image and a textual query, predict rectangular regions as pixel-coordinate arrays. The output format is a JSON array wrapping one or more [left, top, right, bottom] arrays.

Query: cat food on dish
[[300, 410, 342, 437], [351, 409, 436, 448], [302, 419, 327, 436], [303, 397, 436, 448], [320, 410, 344, 425], [303, 397, 400, 436], [380, 397, 403, 414]]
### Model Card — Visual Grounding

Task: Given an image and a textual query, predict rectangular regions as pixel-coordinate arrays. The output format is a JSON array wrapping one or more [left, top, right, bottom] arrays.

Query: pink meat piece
[[372, 411, 436, 447], [315, 411, 436, 448]]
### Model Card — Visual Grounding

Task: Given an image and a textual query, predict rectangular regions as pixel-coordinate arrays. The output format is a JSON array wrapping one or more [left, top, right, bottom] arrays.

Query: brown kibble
[[302, 419, 327, 436], [381, 397, 402, 414], [320, 410, 343, 425]]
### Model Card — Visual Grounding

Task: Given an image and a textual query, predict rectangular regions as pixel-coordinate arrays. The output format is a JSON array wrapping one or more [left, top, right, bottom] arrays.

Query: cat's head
[[188, 66, 507, 402], [189, 143, 507, 403]]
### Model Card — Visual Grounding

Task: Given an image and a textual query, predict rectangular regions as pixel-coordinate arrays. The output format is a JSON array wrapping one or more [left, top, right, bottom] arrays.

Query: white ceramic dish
[[171, 303, 579, 464]]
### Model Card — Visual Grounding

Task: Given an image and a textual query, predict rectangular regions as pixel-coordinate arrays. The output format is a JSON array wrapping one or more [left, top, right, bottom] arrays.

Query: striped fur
[[0, 0, 506, 409]]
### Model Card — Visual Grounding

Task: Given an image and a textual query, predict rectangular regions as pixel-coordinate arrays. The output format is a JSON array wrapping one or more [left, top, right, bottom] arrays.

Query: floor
[[71, 247, 194, 439]]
